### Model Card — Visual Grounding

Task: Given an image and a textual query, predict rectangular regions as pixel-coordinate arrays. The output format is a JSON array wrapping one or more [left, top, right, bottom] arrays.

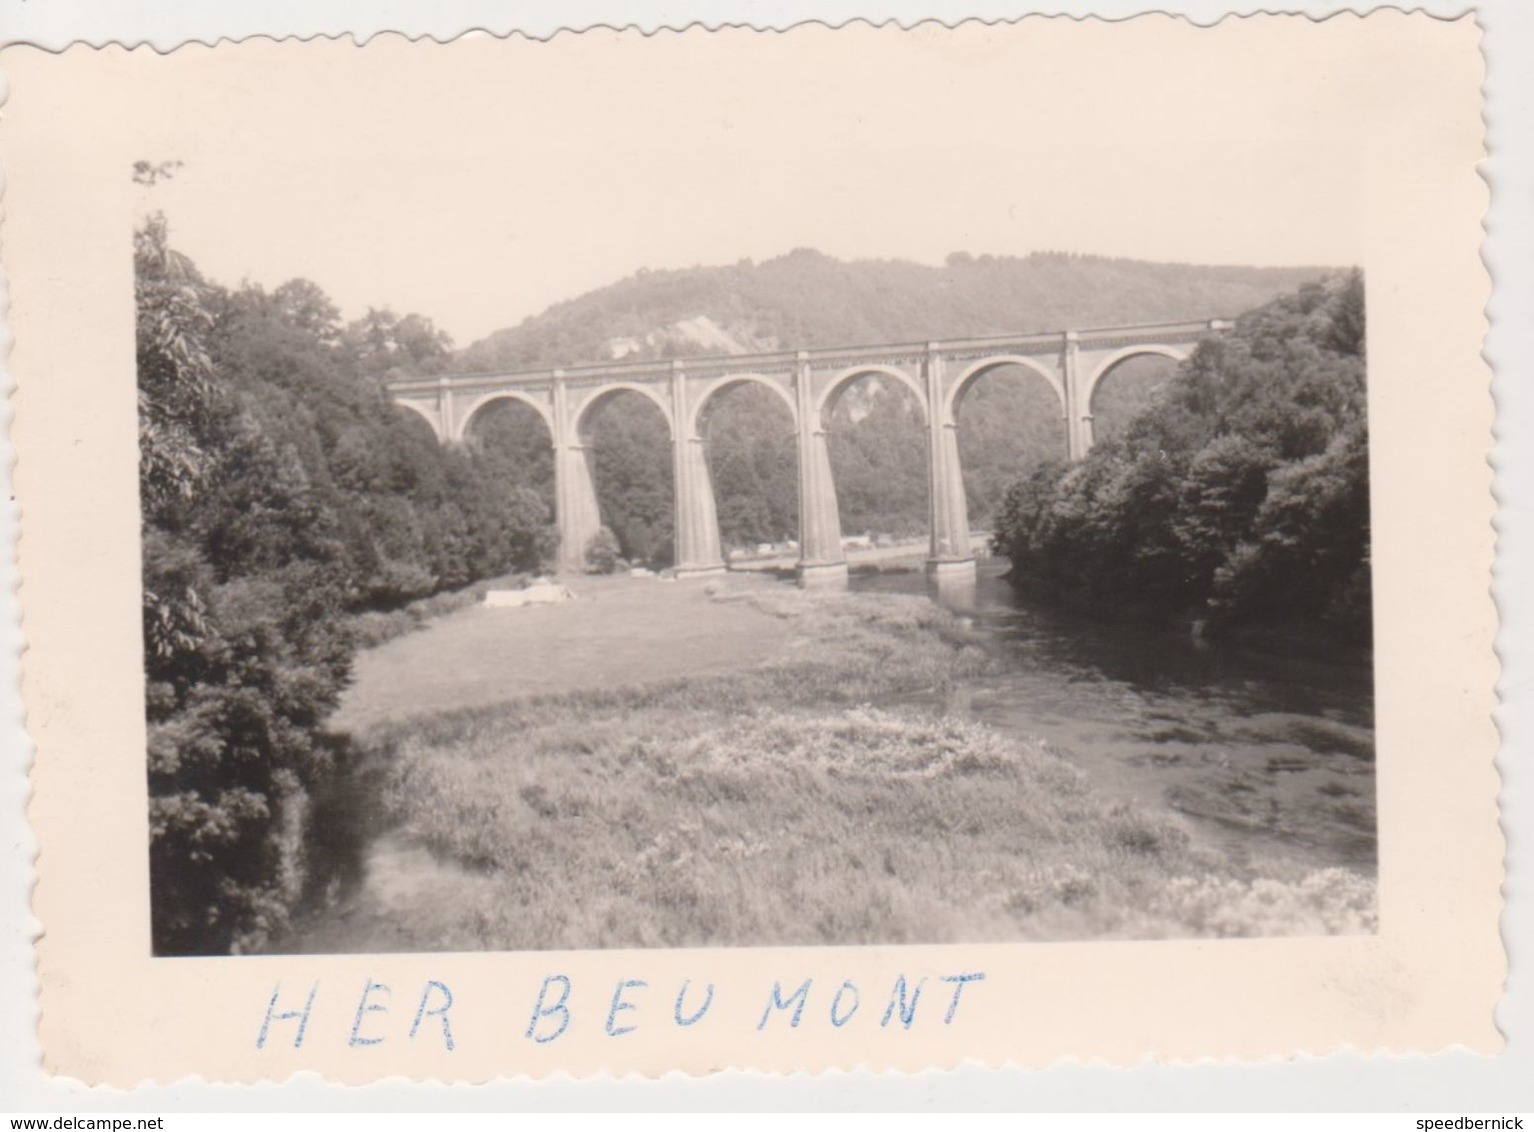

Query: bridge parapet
[[677, 351, 799, 379], [387, 318, 1227, 401]]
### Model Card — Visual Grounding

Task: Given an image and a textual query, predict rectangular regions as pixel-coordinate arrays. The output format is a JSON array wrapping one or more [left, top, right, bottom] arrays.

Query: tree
[[826, 377, 927, 536], [138, 214, 348, 955], [992, 271, 1369, 643], [271, 279, 342, 344], [1211, 420, 1371, 639], [136, 213, 214, 520], [702, 383, 798, 548], [344, 307, 455, 378], [138, 213, 557, 954], [586, 394, 675, 568]]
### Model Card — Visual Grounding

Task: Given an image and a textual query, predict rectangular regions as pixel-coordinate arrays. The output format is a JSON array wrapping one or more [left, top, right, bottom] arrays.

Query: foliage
[[136, 214, 215, 518], [343, 306, 456, 377], [1210, 420, 1371, 639], [138, 212, 554, 954], [992, 272, 1369, 642], [585, 393, 675, 568], [465, 400, 555, 515], [825, 378, 929, 537], [584, 527, 622, 574], [954, 369, 1073, 527], [702, 384, 798, 549]]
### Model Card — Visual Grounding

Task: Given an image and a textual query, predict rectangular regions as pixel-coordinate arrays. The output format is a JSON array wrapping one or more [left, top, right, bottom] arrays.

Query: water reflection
[[927, 568, 977, 613], [853, 562, 1377, 875]]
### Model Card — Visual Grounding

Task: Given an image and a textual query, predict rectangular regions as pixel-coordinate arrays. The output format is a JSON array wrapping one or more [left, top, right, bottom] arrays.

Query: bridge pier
[[673, 436, 726, 577], [552, 376, 604, 574], [1061, 331, 1091, 462], [798, 561, 851, 588], [925, 344, 975, 577], [555, 442, 603, 575], [796, 426, 850, 588], [927, 556, 977, 580], [794, 352, 849, 589], [670, 361, 727, 577]]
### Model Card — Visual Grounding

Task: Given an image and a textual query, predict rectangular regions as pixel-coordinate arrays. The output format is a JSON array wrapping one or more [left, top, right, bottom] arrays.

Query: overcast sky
[[134, 22, 1367, 346]]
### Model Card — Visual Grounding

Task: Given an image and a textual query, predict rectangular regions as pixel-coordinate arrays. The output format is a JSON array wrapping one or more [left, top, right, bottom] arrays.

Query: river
[[853, 561, 1377, 875]]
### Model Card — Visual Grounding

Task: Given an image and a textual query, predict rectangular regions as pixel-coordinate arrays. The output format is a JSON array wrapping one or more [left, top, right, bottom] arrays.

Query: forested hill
[[458, 250, 1332, 371]]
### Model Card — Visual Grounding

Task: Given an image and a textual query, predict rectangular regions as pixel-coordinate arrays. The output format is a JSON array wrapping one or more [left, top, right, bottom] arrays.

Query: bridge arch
[[816, 362, 930, 549], [1084, 345, 1188, 416], [693, 375, 800, 558], [571, 383, 678, 571], [455, 390, 555, 442], [689, 372, 799, 436], [815, 364, 928, 424], [944, 356, 1072, 525], [945, 355, 1066, 426], [573, 381, 674, 441], [392, 398, 445, 442]]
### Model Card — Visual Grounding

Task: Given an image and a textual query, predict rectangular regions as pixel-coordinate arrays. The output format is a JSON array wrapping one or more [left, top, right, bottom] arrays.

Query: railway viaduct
[[387, 319, 1230, 586]]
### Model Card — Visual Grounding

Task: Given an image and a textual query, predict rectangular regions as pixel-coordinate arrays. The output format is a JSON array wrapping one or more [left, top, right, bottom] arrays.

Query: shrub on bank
[[585, 527, 623, 574]]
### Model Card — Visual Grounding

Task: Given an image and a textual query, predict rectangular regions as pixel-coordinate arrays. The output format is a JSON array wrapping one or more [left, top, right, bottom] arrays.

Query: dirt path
[[730, 532, 993, 572], [333, 572, 795, 733]]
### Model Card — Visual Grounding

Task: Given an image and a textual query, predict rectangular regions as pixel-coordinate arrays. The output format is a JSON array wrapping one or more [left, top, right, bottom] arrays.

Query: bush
[[585, 527, 622, 574]]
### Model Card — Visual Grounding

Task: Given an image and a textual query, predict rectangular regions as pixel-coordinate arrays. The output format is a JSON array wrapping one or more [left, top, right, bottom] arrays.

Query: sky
[[130, 20, 1371, 347]]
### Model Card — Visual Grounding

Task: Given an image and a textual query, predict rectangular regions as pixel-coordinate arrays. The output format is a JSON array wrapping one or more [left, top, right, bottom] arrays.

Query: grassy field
[[330, 573, 798, 733], [280, 579, 1376, 952]]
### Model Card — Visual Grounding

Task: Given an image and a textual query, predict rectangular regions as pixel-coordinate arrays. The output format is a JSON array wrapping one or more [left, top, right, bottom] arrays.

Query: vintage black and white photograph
[[6, 6, 1504, 1084], [130, 28, 1378, 959]]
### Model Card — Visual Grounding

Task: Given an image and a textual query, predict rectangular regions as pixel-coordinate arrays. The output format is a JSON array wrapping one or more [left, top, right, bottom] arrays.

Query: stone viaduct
[[387, 319, 1231, 586]]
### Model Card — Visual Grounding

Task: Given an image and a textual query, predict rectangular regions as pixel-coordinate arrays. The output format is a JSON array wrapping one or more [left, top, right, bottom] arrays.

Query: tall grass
[[343, 585, 1375, 950]]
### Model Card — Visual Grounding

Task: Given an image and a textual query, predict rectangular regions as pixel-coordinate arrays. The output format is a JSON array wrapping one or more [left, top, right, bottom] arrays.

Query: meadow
[[281, 580, 1376, 953]]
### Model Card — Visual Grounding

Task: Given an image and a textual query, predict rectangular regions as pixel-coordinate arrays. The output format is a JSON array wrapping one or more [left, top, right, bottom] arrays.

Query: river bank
[[1000, 567, 1374, 665], [272, 573, 1375, 953]]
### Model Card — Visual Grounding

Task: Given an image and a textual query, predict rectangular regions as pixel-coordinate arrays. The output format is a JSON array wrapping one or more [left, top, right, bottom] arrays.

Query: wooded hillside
[[459, 249, 1327, 371]]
